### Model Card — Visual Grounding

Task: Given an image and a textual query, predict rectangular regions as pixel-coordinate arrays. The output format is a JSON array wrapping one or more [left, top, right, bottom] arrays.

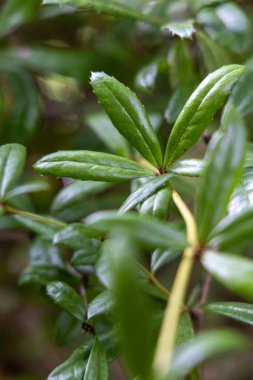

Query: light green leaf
[[196, 31, 230, 72], [175, 313, 195, 347], [134, 59, 161, 94], [209, 207, 253, 251], [118, 173, 173, 214], [151, 248, 181, 274], [162, 20, 196, 40], [89, 213, 187, 251], [204, 302, 253, 326], [0, 144, 26, 199], [0, 0, 41, 37], [85, 112, 130, 158], [165, 329, 248, 379], [169, 159, 204, 177], [164, 65, 245, 167], [110, 232, 154, 378], [90, 72, 163, 167], [83, 339, 109, 380], [196, 105, 246, 242], [47, 281, 86, 321], [34, 150, 154, 182], [202, 251, 253, 302], [42, 0, 160, 24], [197, 2, 251, 54], [228, 168, 253, 216], [6, 181, 49, 200]]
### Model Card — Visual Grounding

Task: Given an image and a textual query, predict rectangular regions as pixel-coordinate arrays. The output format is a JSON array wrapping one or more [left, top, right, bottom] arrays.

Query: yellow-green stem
[[153, 191, 198, 377], [5, 204, 66, 228]]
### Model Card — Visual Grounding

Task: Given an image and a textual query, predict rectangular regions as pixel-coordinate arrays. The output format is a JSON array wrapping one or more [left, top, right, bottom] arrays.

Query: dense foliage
[[1, 0, 253, 379]]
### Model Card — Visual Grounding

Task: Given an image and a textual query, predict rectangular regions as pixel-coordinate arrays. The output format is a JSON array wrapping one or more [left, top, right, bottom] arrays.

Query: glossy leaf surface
[[202, 251, 253, 302], [91, 72, 163, 167], [83, 339, 109, 380], [47, 281, 86, 321], [162, 20, 196, 39], [204, 302, 253, 326], [0, 144, 26, 199], [34, 150, 154, 182], [164, 65, 245, 166]]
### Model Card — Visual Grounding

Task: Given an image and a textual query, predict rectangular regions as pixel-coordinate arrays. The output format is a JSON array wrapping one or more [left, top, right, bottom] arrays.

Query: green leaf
[[71, 247, 99, 267], [118, 173, 173, 215], [161, 20, 196, 40], [90, 72, 163, 167], [110, 232, 154, 378], [34, 150, 154, 182], [175, 313, 195, 347], [202, 251, 253, 302], [54, 224, 102, 248], [85, 112, 130, 158], [204, 302, 253, 326], [20, 265, 79, 286], [3, 69, 42, 144], [51, 180, 110, 222], [164, 65, 245, 167], [134, 59, 161, 94], [151, 248, 181, 273], [83, 339, 109, 380], [55, 311, 81, 346], [89, 213, 187, 251], [230, 56, 253, 117], [196, 105, 246, 242], [14, 215, 59, 240], [87, 291, 114, 321], [197, 2, 251, 54], [228, 168, 253, 216], [168, 40, 195, 89], [0, 0, 41, 37], [30, 238, 65, 268], [47, 281, 86, 321], [209, 207, 253, 251], [165, 81, 197, 124], [6, 181, 49, 200], [48, 343, 90, 380], [0, 46, 98, 82], [196, 31, 230, 72], [165, 329, 248, 379], [169, 159, 204, 177], [0, 144, 26, 200], [42, 0, 160, 24]]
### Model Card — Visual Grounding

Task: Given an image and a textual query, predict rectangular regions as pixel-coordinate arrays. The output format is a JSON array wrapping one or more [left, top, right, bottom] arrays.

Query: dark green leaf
[[196, 31, 230, 72], [118, 173, 173, 214], [20, 265, 79, 286], [197, 3, 251, 53], [30, 238, 65, 268], [0, 144, 26, 199], [202, 251, 253, 302], [164, 65, 245, 167], [0, 0, 41, 37], [3, 69, 42, 144], [47, 281, 86, 321], [55, 311, 81, 346], [83, 339, 109, 380], [89, 213, 187, 251], [48, 343, 91, 380], [54, 224, 102, 248], [85, 112, 130, 158], [34, 150, 154, 182], [51, 180, 110, 222], [228, 168, 253, 216], [151, 248, 181, 273], [169, 159, 204, 177], [90, 72, 163, 167], [42, 0, 160, 24], [14, 215, 60, 240], [134, 59, 161, 94], [71, 247, 99, 267], [196, 105, 246, 242], [168, 40, 195, 89], [165, 329, 248, 379], [6, 181, 49, 200], [209, 207, 253, 250], [161, 20, 196, 39], [204, 302, 253, 326]]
